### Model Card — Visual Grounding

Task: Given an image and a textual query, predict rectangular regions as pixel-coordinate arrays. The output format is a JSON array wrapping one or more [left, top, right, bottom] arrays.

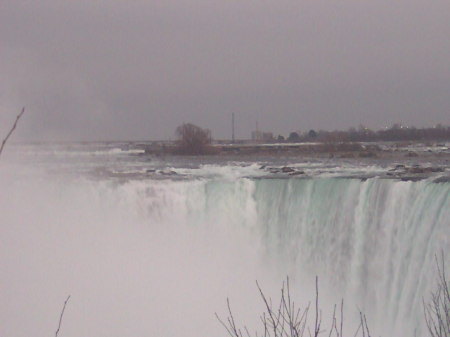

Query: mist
[[1, 137, 450, 337], [0, 168, 279, 337]]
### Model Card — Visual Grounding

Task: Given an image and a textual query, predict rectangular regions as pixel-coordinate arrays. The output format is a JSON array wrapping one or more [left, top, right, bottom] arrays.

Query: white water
[[0, 151, 449, 337], [255, 178, 450, 336]]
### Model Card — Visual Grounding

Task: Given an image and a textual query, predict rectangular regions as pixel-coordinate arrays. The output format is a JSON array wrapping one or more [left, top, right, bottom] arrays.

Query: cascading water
[[253, 178, 450, 336], [0, 148, 449, 337]]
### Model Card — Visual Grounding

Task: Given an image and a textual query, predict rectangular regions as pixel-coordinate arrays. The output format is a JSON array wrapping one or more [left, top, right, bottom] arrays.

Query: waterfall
[[1, 166, 449, 336], [106, 176, 450, 335], [253, 178, 449, 336]]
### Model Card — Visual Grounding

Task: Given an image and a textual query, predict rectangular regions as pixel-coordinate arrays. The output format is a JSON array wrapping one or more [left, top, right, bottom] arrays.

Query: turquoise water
[[0, 144, 449, 336]]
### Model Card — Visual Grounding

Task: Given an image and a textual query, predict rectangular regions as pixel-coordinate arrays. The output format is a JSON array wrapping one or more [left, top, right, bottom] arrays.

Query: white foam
[[1, 144, 449, 337]]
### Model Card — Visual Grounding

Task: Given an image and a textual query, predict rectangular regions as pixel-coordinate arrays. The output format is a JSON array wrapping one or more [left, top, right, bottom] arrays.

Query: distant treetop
[[175, 123, 213, 155]]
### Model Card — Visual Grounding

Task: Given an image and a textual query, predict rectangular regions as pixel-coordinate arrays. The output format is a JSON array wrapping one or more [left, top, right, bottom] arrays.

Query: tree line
[[279, 124, 450, 143]]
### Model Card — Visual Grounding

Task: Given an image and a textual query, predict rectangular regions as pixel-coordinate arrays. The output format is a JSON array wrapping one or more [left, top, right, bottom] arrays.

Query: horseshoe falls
[[255, 178, 449, 335], [0, 144, 449, 337]]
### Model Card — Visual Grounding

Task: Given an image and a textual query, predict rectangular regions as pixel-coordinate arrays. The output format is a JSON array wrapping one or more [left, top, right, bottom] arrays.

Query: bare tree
[[216, 277, 371, 337], [0, 107, 25, 158], [424, 253, 450, 337], [174, 123, 213, 155]]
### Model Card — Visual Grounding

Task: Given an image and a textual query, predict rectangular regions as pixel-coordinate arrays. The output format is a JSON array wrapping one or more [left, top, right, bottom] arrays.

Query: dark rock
[[289, 170, 305, 176], [160, 170, 178, 176], [281, 166, 295, 173], [401, 176, 424, 182], [408, 167, 424, 174], [389, 165, 406, 172]]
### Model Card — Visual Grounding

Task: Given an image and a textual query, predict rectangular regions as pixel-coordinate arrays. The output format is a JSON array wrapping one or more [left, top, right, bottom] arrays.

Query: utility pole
[[232, 113, 235, 143]]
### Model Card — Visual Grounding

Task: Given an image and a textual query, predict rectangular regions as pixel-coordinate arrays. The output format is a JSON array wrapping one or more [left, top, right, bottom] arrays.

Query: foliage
[[308, 130, 317, 139], [287, 132, 300, 142]]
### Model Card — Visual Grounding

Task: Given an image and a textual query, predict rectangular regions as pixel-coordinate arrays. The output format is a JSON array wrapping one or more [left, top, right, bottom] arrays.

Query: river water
[[0, 142, 449, 337]]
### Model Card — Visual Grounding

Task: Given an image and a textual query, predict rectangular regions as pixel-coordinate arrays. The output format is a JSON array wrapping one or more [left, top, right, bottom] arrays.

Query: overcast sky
[[1, 0, 450, 141]]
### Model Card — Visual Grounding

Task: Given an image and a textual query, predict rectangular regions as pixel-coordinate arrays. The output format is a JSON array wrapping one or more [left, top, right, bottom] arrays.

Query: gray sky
[[1, 0, 450, 141]]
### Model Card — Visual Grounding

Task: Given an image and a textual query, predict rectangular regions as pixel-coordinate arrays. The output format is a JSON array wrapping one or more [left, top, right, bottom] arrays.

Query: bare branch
[[55, 295, 71, 337], [363, 314, 371, 337], [328, 304, 337, 337], [424, 252, 450, 337], [314, 276, 321, 337], [0, 107, 25, 158], [217, 277, 374, 337]]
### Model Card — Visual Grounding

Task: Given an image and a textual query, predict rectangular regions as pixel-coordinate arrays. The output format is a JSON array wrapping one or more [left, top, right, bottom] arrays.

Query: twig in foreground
[[0, 107, 25, 158], [55, 295, 71, 337]]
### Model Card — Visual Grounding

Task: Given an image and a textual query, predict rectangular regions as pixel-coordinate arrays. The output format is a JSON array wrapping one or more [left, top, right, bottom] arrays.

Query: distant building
[[251, 130, 274, 142]]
